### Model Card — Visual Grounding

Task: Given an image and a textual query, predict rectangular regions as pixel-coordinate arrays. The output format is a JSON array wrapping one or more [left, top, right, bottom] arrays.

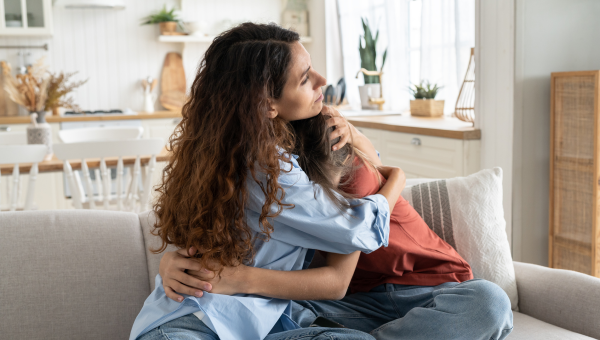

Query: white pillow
[[401, 168, 518, 311]]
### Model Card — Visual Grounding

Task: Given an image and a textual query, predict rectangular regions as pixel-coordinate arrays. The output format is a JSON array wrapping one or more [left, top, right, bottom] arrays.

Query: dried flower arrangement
[[45, 72, 87, 114], [1, 57, 87, 115], [1, 57, 50, 112]]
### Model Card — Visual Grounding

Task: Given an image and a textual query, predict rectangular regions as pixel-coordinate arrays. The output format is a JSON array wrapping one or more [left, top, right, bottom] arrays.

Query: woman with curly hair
[[129, 22, 405, 340]]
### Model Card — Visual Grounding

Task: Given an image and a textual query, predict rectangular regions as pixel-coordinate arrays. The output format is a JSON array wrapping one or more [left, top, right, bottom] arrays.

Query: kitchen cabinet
[[356, 126, 480, 179], [0, 0, 53, 36]]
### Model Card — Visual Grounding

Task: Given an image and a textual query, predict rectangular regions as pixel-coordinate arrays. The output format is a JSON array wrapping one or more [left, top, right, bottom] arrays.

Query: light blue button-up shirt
[[130, 154, 390, 340]]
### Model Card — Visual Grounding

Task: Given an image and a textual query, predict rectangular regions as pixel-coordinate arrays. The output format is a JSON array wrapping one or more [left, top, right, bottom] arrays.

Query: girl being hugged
[[130, 23, 404, 340]]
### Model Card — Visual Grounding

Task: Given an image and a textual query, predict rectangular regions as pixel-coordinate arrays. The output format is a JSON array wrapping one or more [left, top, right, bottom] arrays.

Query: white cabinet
[[357, 127, 480, 179], [0, 0, 53, 36]]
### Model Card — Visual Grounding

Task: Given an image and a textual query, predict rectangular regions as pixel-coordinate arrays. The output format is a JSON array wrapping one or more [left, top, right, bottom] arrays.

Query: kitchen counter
[[0, 111, 182, 125], [347, 114, 480, 140]]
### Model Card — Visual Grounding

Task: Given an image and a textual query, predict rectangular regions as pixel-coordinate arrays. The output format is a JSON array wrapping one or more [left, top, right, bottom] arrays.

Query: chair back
[[0, 131, 27, 145], [58, 126, 143, 143], [53, 138, 164, 212], [0, 145, 48, 211]]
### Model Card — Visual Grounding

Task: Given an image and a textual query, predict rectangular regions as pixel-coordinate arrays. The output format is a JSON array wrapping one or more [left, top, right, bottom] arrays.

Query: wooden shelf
[[0, 111, 182, 125], [158, 35, 313, 43]]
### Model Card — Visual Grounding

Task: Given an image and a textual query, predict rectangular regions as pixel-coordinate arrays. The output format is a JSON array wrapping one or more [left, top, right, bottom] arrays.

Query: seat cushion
[[508, 312, 594, 339], [0, 210, 150, 340]]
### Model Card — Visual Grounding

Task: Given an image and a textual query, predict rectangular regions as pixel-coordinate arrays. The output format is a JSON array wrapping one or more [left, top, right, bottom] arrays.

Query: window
[[336, 0, 474, 114]]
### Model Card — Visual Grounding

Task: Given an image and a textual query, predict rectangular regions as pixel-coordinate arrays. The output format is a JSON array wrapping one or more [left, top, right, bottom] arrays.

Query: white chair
[[0, 131, 27, 145], [58, 126, 143, 143], [0, 145, 48, 211], [53, 138, 164, 212]]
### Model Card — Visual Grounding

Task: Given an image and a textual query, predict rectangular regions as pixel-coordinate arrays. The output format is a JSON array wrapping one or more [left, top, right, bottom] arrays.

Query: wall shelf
[[158, 35, 312, 43]]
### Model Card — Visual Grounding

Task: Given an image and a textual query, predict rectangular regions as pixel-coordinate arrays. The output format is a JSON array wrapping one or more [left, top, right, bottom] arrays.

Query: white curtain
[[336, 0, 474, 114]]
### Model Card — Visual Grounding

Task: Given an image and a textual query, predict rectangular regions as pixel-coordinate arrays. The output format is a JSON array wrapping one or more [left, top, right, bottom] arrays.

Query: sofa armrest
[[514, 261, 600, 339]]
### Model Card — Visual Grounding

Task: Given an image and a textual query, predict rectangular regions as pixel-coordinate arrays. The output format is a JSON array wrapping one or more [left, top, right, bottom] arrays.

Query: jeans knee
[[462, 280, 513, 330]]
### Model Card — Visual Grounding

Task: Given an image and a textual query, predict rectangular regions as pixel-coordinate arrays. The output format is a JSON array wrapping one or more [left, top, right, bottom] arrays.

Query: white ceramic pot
[[358, 84, 381, 110]]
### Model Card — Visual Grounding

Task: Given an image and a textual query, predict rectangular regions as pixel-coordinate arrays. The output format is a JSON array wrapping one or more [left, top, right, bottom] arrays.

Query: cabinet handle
[[411, 137, 421, 146], [0, 126, 10, 132]]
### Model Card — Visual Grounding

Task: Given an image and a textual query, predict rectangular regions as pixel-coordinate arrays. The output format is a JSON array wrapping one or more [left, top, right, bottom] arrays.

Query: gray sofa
[[1, 210, 599, 340]]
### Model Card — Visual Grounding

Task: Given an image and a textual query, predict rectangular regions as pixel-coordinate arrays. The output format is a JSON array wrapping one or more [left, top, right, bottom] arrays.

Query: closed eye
[[301, 75, 309, 85]]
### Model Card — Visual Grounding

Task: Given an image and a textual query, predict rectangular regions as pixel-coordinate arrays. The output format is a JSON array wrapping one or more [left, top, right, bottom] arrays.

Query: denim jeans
[[139, 313, 375, 340], [291, 279, 514, 340]]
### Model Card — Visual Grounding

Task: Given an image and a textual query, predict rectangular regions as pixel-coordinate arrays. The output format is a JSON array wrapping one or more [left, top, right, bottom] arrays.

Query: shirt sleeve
[[245, 162, 390, 255]]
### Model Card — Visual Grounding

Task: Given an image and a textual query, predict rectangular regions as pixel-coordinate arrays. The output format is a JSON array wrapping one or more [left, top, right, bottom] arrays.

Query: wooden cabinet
[[549, 70, 600, 278], [356, 127, 480, 179], [0, 0, 53, 36]]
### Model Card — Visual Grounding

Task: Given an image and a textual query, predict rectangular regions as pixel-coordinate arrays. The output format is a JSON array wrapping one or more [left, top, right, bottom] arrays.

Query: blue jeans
[[292, 279, 513, 340], [139, 314, 375, 340]]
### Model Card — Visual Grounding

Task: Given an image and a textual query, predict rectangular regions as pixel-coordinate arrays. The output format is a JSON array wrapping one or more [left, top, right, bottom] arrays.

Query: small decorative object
[[356, 68, 385, 110], [141, 5, 182, 35], [27, 112, 53, 159], [1, 57, 49, 114], [281, 0, 309, 37], [358, 18, 387, 110], [45, 72, 87, 116], [183, 21, 206, 36], [141, 76, 158, 113], [454, 47, 475, 125], [409, 81, 444, 117]]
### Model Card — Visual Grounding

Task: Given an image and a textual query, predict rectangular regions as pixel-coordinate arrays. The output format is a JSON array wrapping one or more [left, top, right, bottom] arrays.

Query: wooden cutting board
[[160, 52, 187, 112]]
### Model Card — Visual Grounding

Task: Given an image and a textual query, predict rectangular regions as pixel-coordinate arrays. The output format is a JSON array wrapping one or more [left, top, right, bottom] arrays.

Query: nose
[[313, 71, 327, 89]]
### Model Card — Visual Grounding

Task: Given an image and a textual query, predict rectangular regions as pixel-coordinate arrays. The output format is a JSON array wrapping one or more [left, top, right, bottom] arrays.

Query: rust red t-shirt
[[344, 161, 473, 293]]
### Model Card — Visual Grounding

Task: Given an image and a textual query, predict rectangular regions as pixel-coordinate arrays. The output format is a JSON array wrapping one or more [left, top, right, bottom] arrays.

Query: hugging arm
[[188, 251, 361, 300]]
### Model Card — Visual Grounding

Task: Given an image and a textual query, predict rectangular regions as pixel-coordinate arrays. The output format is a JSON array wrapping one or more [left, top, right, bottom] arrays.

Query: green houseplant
[[408, 81, 445, 117], [141, 5, 181, 35], [358, 18, 387, 109]]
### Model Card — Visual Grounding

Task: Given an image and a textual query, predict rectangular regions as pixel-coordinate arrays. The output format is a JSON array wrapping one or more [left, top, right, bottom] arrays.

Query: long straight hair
[[290, 113, 377, 210]]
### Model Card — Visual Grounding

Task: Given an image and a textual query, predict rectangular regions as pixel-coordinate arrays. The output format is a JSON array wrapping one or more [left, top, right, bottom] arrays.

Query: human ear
[[267, 99, 278, 118]]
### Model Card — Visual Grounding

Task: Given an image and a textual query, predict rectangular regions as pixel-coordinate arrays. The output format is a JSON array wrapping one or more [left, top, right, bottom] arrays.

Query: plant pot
[[159, 21, 178, 35], [410, 99, 445, 117], [358, 84, 381, 110]]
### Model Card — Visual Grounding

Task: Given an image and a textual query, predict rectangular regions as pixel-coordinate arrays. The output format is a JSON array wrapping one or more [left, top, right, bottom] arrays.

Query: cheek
[[279, 88, 321, 121]]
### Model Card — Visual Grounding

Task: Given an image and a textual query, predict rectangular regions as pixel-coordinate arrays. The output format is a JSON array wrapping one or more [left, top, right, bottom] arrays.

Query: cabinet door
[[0, 0, 53, 36]]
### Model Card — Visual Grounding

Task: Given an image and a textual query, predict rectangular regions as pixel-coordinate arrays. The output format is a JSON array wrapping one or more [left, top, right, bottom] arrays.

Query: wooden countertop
[[0, 111, 182, 125], [347, 114, 480, 140], [1, 147, 171, 175]]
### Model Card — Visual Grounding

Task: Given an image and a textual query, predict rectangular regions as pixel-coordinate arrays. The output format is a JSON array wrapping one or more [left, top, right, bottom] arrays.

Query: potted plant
[[141, 5, 181, 35], [45, 72, 87, 116], [408, 81, 444, 117], [358, 18, 387, 110]]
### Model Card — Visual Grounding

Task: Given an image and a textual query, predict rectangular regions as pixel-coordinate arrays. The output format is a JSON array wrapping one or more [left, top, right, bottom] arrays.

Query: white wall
[[475, 0, 515, 251], [513, 0, 600, 265], [0, 0, 325, 113]]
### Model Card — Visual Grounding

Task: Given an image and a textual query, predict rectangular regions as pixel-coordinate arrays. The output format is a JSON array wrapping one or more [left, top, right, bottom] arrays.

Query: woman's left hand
[[321, 105, 360, 151], [187, 262, 249, 296]]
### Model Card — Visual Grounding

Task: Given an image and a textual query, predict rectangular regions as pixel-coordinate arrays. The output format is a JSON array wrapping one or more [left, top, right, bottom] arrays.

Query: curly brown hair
[[152, 23, 300, 271]]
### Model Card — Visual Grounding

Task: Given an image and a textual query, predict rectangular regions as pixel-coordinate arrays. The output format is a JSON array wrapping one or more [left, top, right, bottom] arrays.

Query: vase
[[27, 111, 53, 157], [358, 84, 381, 110]]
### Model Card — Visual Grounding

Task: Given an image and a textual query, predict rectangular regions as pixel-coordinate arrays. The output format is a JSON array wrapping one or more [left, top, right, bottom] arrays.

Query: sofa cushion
[[0, 210, 150, 340], [508, 312, 594, 339], [402, 168, 519, 310], [139, 210, 177, 291]]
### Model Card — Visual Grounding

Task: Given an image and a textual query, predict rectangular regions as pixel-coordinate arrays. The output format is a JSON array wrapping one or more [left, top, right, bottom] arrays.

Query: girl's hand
[[322, 105, 359, 151], [187, 263, 249, 296], [159, 247, 214, 302]]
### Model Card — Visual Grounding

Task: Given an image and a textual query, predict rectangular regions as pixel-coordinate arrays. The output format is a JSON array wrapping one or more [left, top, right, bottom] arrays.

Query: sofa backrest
[[138, 210, 177, 291], [0, 210, 151, 340]]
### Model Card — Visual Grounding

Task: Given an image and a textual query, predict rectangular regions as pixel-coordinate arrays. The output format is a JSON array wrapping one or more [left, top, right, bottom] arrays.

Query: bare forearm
[[240, 252, 360, 300]]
